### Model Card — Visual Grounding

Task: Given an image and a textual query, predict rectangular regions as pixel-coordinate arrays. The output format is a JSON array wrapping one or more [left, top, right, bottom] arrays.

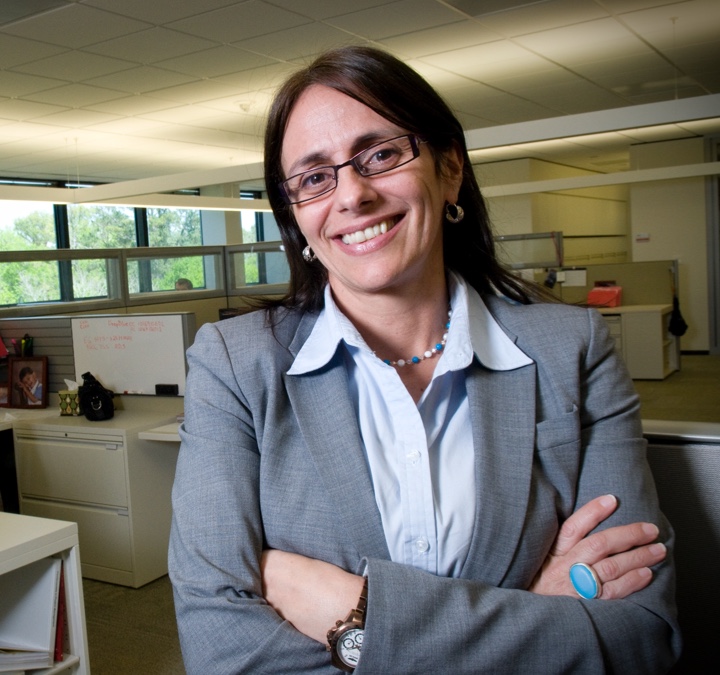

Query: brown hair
[[263, 45, 545, 311]]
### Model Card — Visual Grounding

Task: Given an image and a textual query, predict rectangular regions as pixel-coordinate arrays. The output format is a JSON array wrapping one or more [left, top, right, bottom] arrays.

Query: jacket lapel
[[460, 359, 537, 586], [284, 346, 390, 563]]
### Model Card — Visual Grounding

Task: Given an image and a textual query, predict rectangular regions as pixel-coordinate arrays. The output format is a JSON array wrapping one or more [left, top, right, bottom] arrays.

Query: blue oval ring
[[569, 562, 602, 599]]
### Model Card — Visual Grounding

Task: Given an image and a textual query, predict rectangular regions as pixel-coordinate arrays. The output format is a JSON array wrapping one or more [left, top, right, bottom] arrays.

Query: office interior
[[0, 1, 719, 674]]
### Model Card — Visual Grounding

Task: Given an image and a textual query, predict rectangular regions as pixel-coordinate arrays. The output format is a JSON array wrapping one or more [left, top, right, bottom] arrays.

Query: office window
[[67, 204, 137, 249], [70, 257, 117, 300], [125, 251, 222, 295], [0, 201, 56, 252], [147, 208, 202, 247], [0, 260, 61, 305]]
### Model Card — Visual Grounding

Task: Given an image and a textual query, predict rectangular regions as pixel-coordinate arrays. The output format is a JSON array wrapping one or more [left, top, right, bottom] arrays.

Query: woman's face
[[281, 85, 462, 305]]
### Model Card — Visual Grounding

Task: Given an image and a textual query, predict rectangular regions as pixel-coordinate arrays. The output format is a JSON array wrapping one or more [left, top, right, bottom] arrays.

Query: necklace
[[378, 307, 452, 368]]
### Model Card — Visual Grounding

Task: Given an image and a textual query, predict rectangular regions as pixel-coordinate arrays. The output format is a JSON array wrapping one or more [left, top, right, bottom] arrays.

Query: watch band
[[327, 577, 368, 672]]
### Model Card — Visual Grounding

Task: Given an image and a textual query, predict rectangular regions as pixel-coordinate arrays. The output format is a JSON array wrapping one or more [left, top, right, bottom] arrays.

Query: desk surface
[[0, 512, 79, 574], [138, 422, 181, 442], [0, 409, 60, 432], [597, 304, 672, 314]]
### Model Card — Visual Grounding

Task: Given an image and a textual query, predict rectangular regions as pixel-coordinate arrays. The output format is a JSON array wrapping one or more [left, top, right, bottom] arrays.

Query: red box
[[587, 286, 622, 307]]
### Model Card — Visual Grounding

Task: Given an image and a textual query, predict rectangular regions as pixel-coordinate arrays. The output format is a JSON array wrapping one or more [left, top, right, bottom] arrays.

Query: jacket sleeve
[[169, 321, 338, 674], [354, 307, 681, 674]]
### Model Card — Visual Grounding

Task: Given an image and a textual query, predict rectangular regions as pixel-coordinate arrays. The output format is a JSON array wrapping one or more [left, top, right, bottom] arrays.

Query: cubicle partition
[[551, 259, 678, 306], [643, 420, 720, 673]]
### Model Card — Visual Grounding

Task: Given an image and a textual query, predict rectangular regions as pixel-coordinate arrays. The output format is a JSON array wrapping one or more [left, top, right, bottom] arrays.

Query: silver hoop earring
[[445, 203, 464, 224], [302, 245, 317, 263]]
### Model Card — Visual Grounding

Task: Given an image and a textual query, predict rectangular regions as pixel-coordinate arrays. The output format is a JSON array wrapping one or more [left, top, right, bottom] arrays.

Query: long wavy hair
[[262, 45, 547, 312]]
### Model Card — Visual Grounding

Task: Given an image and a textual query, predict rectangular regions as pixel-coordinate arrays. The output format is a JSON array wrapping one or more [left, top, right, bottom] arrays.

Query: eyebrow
[[284, 131, 401, 178]]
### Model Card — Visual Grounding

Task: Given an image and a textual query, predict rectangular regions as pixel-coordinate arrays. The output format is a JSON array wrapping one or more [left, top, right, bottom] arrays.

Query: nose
[[333, 163, 377, 210]]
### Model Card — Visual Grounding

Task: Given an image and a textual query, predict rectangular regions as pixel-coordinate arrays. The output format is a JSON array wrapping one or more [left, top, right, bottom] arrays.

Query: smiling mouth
[[341, 219, 396, 245]]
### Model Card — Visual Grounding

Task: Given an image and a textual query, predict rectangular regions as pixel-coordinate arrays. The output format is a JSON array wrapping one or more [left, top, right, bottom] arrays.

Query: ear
[[441, 141, 464, 204]]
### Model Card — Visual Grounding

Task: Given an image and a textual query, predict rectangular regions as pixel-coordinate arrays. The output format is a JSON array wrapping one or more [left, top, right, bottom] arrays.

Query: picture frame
[[8, 356, 48, 409], [0, 359, 8, 407]]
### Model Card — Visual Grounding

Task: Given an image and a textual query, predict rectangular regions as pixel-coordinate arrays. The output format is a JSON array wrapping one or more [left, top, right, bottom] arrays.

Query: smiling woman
[[169, 45, 681, 674]]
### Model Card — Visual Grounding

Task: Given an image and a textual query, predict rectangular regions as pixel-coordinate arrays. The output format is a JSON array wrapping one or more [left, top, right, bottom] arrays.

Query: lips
[[341, 218, 395, 245]]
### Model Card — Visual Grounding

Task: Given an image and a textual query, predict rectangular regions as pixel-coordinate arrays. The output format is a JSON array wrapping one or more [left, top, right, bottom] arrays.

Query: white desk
[[14, 412, 180, 587], [138, 422, 181, 442], [0, 409, 60, 432], [0, 512, 90, 675], [598, 304, 679, 379]]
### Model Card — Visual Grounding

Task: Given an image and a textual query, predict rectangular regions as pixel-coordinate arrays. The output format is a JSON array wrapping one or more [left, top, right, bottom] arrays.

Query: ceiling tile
[[512, 80, 630, 114], [0, 97, 68, 120], [83, 0, 242, 25], [143, 79, 244, 106], [403, 59, 486, 90], [455, 91, 559, 124], [515, 17, 652, 64], [83, 66, 196, 95], [195, 89, 274, 116], [325, 0, 463, 40], [0, 33, 67, 68], [167, 0, 311, 44], [234, 23, 361, 61], [24, 83, 128, 107], [12, 50, 137, 81], [470, 0, 607, 37], [600, 0, 681, 11], [212, 63, 300, 95], [620, 0, 720, 49], [0, 0, 71, 26], [2, 4, 151, 48], [379, 19, 499, 57], [86, 27, 218, 63], [156, 46, 274, 79], [0, 70, 66, 97], [85, 95, 181, 116], [264, 0, 394, 21], [31, 108, 122, 128], [420, 41, 557, 81]]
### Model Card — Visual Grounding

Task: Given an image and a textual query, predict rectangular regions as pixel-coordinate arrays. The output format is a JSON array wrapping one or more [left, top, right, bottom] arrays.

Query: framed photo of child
[[9, 356, 48, 408], [0, 360, 8, 407]]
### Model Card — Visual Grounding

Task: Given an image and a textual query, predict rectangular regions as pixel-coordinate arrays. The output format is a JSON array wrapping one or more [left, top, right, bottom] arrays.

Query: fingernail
[[642, 523, 659, 537], [638, 567, 652, 579], [599, 494, 616, 508], [650, 543, 666, 556]]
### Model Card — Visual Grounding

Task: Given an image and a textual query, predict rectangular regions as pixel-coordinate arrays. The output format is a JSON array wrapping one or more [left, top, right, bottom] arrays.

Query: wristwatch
[[326, 578, 368, 672]]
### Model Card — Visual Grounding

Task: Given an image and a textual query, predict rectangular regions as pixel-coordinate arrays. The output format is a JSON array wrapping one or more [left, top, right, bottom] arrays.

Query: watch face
[[338, 628, 364, 667]]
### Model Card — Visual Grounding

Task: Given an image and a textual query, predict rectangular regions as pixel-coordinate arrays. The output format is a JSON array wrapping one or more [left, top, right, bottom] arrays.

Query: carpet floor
[[83, 575, 184, 675]]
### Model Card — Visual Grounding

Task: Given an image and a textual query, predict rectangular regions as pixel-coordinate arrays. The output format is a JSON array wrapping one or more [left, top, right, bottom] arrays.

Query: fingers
[[551, 494, 618, 556], [594, 542, 667, 600], [581, 522, 660, 561]]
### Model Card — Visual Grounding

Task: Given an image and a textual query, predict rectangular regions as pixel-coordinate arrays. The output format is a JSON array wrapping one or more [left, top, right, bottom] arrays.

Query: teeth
[[342, 220, 390, 245]]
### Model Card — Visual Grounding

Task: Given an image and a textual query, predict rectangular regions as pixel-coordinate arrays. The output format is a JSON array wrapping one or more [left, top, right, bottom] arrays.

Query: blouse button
[[415, 537, 429, 554], [406, 450, 421, 465]]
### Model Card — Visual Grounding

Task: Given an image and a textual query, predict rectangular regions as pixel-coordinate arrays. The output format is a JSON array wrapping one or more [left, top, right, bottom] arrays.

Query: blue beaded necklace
[[380, 307, 452, 368]]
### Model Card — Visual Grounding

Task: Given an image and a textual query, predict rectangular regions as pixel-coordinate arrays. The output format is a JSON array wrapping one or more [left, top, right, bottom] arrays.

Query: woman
[[170, 46, 680, 673]]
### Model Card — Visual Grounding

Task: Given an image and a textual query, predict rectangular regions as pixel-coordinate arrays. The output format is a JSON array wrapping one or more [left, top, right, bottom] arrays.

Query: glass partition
[[226, 242, 289, 294], [124, 246, 225, 299], [0, 249, 123, 312]]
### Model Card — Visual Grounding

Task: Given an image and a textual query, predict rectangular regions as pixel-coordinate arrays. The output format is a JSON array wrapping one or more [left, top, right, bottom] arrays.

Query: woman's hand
[[530, 494, 667, 599], [261, 549, 365, 644]]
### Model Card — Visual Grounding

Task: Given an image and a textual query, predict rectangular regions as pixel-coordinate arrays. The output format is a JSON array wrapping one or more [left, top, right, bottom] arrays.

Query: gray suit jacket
[[169, 295, 681, 674]]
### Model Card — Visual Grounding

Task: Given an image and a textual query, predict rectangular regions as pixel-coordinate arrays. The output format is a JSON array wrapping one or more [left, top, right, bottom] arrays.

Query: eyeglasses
[[279, 134, 423, 205]]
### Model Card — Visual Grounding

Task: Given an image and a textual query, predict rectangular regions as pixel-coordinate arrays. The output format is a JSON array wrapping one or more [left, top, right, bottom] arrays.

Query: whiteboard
[[71, 313, 195, 395]]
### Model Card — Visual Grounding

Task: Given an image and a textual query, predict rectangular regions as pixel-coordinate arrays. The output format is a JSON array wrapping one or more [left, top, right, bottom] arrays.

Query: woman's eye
[[300, 171, 332, 190], [368, 147, 398, 164]]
